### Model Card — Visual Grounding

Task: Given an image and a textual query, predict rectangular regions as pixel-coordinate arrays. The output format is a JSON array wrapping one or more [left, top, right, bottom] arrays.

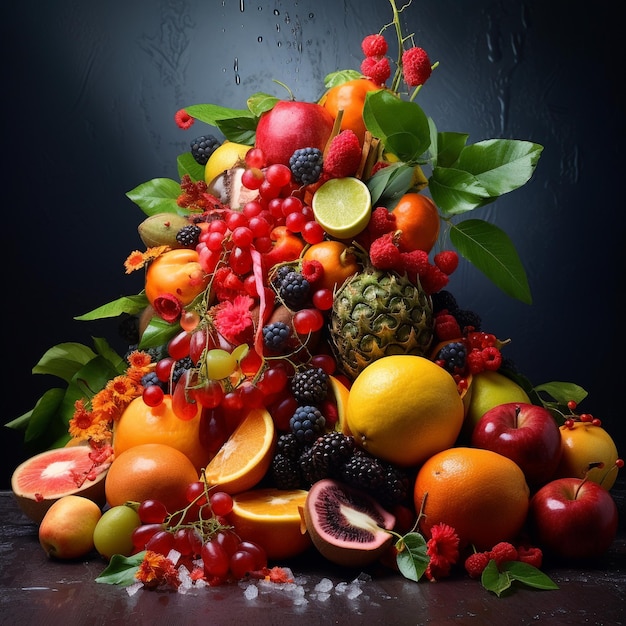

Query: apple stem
[[272, 79, 294, 100], [514, 404, 521, 428]]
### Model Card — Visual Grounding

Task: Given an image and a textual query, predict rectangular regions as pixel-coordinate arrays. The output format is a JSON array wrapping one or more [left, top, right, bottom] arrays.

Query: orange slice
[[203, 408, 275, 494], [227, 488, 311, 560]]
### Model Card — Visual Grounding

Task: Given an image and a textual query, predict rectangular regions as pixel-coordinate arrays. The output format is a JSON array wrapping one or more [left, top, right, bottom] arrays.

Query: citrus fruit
[[105, 443, 199, 513], [463, 370, 530, 439], [302, 240, 359, 292], [414, 447, 530, 550], [320, 78, 381, 144], [113, 395, 211, 474], [204, 141, 250, 185], [227, 488, 311, 559], [554, 422, 620, 490], [312, 177, 372, 240], [345, 355, 464, 467], [203, 408, 275, 494], [11, 445, 110, 524], [329, 374, 351, 434], [391, 193, 440, 253]]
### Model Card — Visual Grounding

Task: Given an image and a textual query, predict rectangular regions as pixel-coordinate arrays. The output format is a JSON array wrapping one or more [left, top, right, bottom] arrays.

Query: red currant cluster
[[132, 481, 270, 584], [561, 401, 602, 429]]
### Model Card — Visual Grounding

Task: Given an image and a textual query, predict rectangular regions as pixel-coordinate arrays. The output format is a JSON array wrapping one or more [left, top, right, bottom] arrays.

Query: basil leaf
[[395, 532, 429, 582]]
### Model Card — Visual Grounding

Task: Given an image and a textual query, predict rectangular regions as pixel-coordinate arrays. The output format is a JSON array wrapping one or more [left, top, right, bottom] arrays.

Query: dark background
[[2, 0, 623, 488]]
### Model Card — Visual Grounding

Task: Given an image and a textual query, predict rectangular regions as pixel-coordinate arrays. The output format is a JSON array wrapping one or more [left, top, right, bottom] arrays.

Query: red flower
[[424, 523, 460, 581], [153, 293, 183, 323], [174, 108, 194, 129], [213, 294, 255, 344]]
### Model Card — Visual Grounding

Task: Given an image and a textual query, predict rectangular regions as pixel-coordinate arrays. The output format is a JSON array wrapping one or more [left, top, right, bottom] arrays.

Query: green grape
[[231, 343, 249, 363], [206, 349, 237, 380], [93, 504, 142, 560]]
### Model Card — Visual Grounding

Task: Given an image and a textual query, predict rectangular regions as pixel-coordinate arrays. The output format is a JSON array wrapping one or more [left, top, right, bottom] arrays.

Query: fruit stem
[[272, 79, 295, 100]]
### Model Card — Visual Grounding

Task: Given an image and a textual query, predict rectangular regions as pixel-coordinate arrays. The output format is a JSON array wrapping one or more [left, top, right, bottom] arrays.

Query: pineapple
[[329, 266, 434, 380]]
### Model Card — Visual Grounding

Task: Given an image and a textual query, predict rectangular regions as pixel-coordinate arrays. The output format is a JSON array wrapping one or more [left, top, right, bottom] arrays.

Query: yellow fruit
[[204, 141, 251, 185], [414, 447, 530, 550], [329, 375, 351, 434], [345, 355, 464, 466], [227, 488, 311, 560], [203, 409, 275, 494], [464, 370, 530, 438], [555, 422, 620, 490], [311, 177, 372, 240]]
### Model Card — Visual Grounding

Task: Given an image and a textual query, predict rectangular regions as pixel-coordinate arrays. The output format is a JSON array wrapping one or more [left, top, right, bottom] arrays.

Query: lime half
[[312, 177, 372, 239]]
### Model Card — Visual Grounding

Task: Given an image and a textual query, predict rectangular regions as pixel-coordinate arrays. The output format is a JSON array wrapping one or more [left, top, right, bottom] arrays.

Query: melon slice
[[11, 445, 111, 524]]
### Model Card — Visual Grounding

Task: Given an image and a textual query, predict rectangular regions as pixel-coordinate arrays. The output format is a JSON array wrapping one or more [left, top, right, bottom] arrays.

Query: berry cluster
[[464, 541, 543, 579]]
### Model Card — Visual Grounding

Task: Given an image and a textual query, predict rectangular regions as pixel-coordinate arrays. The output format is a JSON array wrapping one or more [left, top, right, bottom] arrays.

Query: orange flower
[[136, 551, 180, 589], [68, 399, 110, 442], [124, 250, 147, 274]]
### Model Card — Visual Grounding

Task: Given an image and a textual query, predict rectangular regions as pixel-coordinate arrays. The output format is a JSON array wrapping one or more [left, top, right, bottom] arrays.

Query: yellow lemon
[[312, 177, 372, 240], [204, 141, 251, 185], [345, 355, 464, 467]]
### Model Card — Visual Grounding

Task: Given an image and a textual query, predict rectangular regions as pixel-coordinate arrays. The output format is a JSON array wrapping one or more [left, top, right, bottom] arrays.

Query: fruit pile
[[9, 0, 622, 598]]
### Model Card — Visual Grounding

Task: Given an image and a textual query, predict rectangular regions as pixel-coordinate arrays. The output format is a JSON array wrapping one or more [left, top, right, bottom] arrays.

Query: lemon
[[204, 141, 251, 185], [311, 177, 372, 239], [346, 355, 464, 467]]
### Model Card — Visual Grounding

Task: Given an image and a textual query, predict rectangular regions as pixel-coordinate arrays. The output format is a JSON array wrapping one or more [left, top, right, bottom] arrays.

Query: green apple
[[93, 504, 142, 560], [38, 495, 102, 560], [463, 370, 531, 439]]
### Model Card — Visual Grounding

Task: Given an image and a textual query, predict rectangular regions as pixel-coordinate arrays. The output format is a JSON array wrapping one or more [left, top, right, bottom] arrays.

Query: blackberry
[[454, 308, 482, 332], [338, 449, 386, 491], [308, 432, 356, 477], [276, 432, 303, 461], [141, 371, 165, 389], [271, 453, 302, 489], [173, 356, 194, 383], [374, 464, 411, 508], [277, 270, 310, 309], [298, 445, 329, 486], [289, 405, 326, 444], [435, 341, 467, 374], [431, 289, 459, 315], [291, 367, 329, 405], [190, 134, 220, 165], [176, 224, 202, 247], [262, 321, 292, 352], [289, 147, 323, 185]]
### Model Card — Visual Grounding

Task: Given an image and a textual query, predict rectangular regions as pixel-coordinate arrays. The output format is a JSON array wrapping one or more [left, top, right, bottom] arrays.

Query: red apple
[[471, 402, 561, 486], [528, 477, 618, 560], [255, 100, 335, 165]]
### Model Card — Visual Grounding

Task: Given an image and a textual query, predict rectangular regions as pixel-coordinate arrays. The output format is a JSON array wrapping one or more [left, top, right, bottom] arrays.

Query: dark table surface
[[1, 483, 624, 626]]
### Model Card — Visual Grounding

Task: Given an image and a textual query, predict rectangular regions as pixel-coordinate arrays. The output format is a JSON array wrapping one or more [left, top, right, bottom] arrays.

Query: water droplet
[[235, 74, 241, 85], [257, 36, 263, 43], [239, 0, 244, 11], [309, 13, 314, 19], [234, 57, 239, 72], [273, 9, 279, 16]]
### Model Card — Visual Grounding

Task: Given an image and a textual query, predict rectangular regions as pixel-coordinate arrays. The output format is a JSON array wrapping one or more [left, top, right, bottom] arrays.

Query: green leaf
[[435, 131, 469, 168], [323, 69, 362, 89], [74, 294, 149, 321], [449, 219, 532, 304], [367, 162, 416, 207], [503, 561, 559, 591], [126, 178, 183, 216], [533, 381, 588, 405], [247, 92, 279, 117], [481, 559, 512, 597], [177, 151, 205, 182], [96, 552, 145, 586], [23, 388, 71, 445], [32, 342, 98, 382], [429, 167, 492, 216], [139, 316, 179, 349], [363, 90, 430, 163], [395, 532, 429, 582], [456, 139, 543, 196], [184, 103, 253, 126]]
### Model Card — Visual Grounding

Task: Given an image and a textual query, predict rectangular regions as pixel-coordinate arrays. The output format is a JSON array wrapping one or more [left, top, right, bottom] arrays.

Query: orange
[[345, 355, 464, 467], [302, 240, 359, 292], [320, 78, 381, 144], [113, 395, 212, 474], [227, 488, 311, 560], [203, 408, 275, 494], [555, 422, 620, 490], [105, 443, 199, 513], [391, 193, 440, 253], [414, 447, 530, 550], [329, 375, 351, 434]]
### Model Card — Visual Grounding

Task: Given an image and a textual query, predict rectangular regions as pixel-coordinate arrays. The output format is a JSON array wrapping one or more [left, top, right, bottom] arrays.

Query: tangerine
[[345, 355, 464, 467], [414, 447, 530, 550], [555, 422, 620, 490], [203, 408, 275, 494], [302, 240, 359, 292], [391, 193, 440, 253], [112, 395, 211, 474], [227, 488, 311, 560], [320, 78, 381, 144], [105, 443, 199, 513]]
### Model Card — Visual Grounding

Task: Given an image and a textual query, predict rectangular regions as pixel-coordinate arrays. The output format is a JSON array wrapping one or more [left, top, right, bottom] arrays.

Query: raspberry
[[419, 263, 449, 294], [434, 313, 462, 341], [402, 47, 432, 87], [174, 108, 194, 129], [481, 346, 503, 371], [464, 552, 490, 579], [489, 542, 518, 567], [323, 130, 363, 179], [301, 259, 323, 286], [517, 545, 543, 569], [361, 34, 388, 57], [399, 249, 430, 277], [467, 348, 486, 374], [369, 233, 402, 271], [434, 250, 459, 275], [360, 56, 391, 86], [367, 206, 397, 239]]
